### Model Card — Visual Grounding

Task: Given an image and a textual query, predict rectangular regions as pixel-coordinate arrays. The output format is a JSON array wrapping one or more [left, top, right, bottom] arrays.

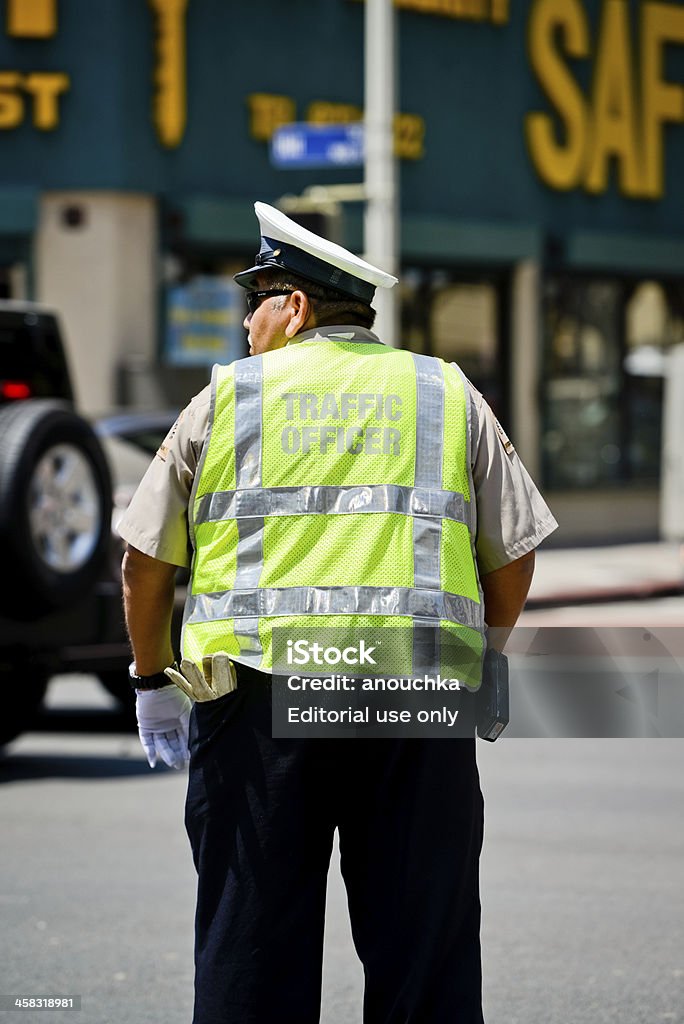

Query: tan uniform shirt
[[118, 326, 558, 573]]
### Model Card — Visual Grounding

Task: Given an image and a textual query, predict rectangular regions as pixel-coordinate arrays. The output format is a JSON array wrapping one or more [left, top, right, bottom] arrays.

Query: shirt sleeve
[[117, 385, 211, 568], [467, 383, 559, 575]]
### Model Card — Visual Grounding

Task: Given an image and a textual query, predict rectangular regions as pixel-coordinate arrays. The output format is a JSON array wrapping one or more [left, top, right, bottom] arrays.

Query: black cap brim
[[233, 264, 265, 291], [233, 238, 375, 304]]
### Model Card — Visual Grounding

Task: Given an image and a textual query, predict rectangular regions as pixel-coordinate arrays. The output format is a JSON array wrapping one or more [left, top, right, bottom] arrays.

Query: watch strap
[[129, 661, 176, 691]]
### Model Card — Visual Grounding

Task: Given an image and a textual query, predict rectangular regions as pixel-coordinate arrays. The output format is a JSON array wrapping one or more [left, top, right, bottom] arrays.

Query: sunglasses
[[245, 289, 294, 315]]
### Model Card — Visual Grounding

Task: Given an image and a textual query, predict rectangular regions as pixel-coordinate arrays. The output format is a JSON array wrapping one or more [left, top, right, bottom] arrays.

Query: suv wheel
[[0, 400, 112, 619]]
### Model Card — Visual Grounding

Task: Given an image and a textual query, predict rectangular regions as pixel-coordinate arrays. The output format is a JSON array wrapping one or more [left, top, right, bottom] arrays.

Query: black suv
[[0, 304, 74, 405], [0, 302, 122, 745]]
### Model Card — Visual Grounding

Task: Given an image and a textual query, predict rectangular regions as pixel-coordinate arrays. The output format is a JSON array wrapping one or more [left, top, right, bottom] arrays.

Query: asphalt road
[[1, 656, 683, 1024]]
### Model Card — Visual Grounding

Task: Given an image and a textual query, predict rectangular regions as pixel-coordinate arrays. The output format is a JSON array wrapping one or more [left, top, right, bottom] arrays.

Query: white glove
[[164, 654, 237, 702], [135, 685, 193, 770]]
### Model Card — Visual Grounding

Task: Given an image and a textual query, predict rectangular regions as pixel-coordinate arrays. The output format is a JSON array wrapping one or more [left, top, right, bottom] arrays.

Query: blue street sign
[[270, 122, 364, 169]]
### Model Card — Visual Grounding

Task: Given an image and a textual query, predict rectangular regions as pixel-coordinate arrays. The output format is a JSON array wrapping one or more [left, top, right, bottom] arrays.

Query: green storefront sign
[[0, 0, 683, 253]]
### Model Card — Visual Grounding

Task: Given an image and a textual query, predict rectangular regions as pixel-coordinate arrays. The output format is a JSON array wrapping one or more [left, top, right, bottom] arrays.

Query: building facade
[[1, 0, 683, 541]]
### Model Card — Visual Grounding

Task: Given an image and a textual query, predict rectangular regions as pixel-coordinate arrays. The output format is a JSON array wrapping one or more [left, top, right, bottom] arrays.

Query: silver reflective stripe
[[234, 516, 265, 589], [411, 618, 441, 679], [234, 356, 264, 490], [448, 361, 476, 536], [185, 586, 482, 632], [446, 363, 484, 680], [447, 363, 483, 649], [411, 355, 446, 672], [233, 357, 264, 662], [411, 354, 444, 489], [234, 616, 263, 666], [195, 483, 467, 525], [412, 516, 442, 590]]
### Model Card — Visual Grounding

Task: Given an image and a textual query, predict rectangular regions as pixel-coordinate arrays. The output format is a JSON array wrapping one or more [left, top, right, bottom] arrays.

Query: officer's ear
[[285, 290, 313, 338]]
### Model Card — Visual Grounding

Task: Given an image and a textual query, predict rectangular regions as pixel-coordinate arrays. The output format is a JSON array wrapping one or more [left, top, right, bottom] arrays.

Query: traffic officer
[[119, 202, 558, 1024]]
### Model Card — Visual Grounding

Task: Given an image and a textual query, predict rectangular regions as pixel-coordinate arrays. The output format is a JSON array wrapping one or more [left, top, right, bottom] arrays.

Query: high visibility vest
[[182, 336, 485, 688]]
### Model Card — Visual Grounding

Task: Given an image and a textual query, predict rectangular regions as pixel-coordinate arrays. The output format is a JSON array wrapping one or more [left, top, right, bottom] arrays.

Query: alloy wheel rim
[[28, 444, 100, 573]]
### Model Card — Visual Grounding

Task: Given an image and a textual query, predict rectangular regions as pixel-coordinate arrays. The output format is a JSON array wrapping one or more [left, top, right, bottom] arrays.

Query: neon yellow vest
[[182, 335, 485, 687]]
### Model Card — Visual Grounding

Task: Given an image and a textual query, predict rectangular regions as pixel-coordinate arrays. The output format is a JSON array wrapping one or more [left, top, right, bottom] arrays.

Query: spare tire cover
[[0, 400, 112, 619]]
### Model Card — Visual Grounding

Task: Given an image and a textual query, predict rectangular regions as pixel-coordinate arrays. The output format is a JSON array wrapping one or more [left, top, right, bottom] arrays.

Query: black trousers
[[185, 666, 485, 1024]]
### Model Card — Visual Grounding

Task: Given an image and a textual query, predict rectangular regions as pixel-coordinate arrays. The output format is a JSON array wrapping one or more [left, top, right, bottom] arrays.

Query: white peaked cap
[[233, 202, 398, 303]]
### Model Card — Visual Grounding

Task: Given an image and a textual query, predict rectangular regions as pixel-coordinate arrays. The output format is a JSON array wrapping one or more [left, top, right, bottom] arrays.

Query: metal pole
[[364, 0, 399, 346], [660, 344, 684, 540]]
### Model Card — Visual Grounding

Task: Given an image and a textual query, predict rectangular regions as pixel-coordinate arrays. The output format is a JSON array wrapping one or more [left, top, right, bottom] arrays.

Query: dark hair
[[262, 270, 376, 330]]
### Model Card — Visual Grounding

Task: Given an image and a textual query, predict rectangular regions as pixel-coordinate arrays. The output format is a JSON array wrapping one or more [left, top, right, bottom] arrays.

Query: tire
[[0, 668, 49, 747], [0, 400, 112, 620]]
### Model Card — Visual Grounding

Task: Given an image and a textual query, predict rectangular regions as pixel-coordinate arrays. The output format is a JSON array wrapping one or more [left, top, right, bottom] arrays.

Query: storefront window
[[624, 281, 684, 481], [542, 277, 684, 490], [431, 282, 499, 400], [0, 239, 30, 299], [398, 270, 427, 355], [400, 268, 505, 416], [542, 279, 622, 489]]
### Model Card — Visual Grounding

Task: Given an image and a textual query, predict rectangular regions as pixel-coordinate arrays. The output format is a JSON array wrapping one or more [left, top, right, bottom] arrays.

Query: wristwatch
[[128, 661, 176, 691]]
